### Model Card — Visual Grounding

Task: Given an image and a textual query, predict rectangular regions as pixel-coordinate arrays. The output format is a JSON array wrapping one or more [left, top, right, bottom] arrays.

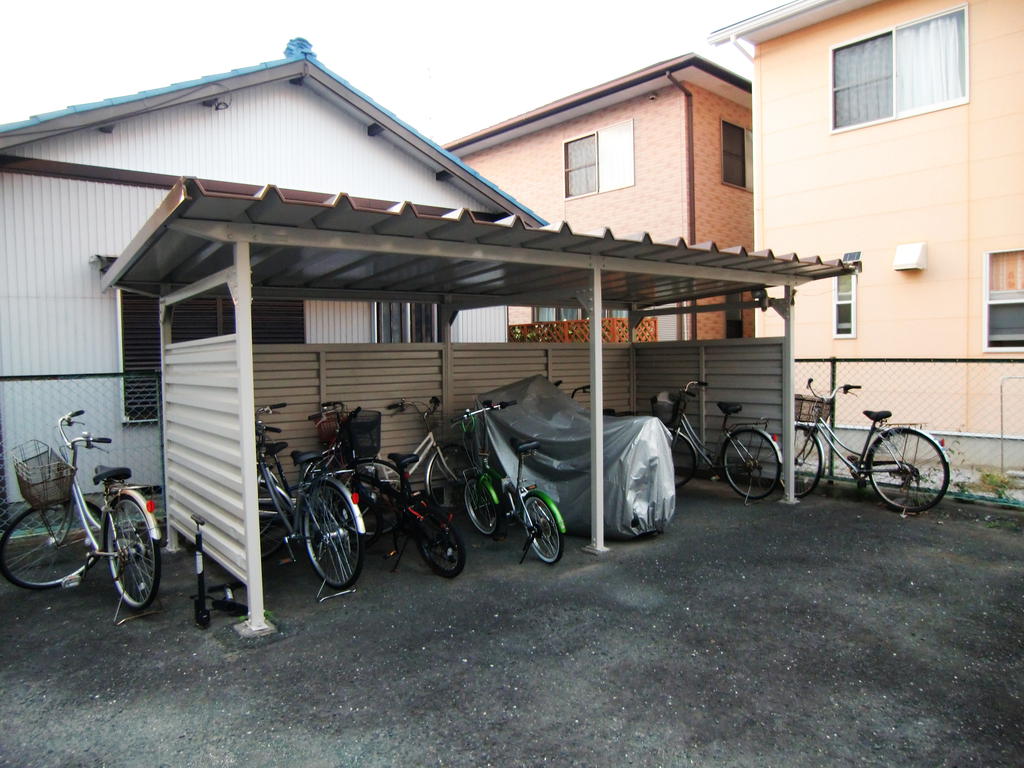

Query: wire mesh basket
[[12, 440, 75, 509], [650, 391, 682, 427], [315, 411, 343, 445], [795, 394, 832, 423], [342, 410, 382, 459]]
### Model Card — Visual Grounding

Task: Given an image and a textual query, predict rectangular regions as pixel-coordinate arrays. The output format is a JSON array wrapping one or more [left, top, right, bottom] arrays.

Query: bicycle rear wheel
[[524, 493, 563, 564], [303, 478, 363, 590], [350, 459, 401, 547], [721, 427, 781, 500], [104, 496, 161, 611], [867, 427, 949, 514], [0, 503, 91, 589], [416, 510, 465, 578], [793, 425, 824, 498], [671, 432, 697, 487], [425, 443, 471, 508]]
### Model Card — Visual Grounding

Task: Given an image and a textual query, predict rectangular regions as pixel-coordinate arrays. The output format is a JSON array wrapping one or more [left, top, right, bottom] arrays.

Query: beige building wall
[[463, 83, 755, 339], [755, 0, 1024, 359]]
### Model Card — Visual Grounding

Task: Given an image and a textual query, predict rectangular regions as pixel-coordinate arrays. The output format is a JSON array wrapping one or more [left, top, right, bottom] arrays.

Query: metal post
[[232, 241, 273, 636], [781, 286, 797, 504], [158, 301, 182, 553], [584, 262, 609, 554]]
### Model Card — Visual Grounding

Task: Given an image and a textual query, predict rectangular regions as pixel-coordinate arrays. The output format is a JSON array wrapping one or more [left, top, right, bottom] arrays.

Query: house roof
[[103, 178, 856, 311], [445, 54, 750, 156], [707, 0, 883, 45], [0, 40, 545, 226]]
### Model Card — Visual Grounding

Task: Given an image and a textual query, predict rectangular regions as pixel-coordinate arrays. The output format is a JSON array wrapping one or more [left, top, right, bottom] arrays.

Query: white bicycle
[[385, 396, 472, 507]]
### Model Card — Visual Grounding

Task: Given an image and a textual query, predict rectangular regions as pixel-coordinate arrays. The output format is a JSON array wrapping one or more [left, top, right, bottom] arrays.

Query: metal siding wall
[[10, 81, 493, 211], [451, 307, 508, 343], [0, 173, 165, 375], [163, 336, 248, 583], [304, 300, 374, 343], [635, 337, 784, 442]]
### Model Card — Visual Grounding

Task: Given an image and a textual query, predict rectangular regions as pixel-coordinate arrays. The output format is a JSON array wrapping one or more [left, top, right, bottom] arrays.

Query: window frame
[[983, 249, 1024, 353], [721, 120, 753, 191], [830, 5, 969, 133], [833, 273, 857, 339], [562, 120, 635, 200]]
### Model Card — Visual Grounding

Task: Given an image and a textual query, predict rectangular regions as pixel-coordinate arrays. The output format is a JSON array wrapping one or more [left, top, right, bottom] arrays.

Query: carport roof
[[103, 177, 857, 310]]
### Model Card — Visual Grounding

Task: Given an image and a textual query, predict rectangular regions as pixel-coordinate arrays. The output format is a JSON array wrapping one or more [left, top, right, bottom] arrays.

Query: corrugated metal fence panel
[[635, 342, 702, 412], [547, 345, 633, 413], [163, 335, 248, 584], [0, 173, 165, 375], [451, 345, 550, 413], [304, 301, 374, 343], [451, 307, 509, 343]]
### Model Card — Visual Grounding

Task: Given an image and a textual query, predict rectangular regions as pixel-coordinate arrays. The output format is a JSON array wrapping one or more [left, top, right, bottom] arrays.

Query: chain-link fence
[[796, 358, 1024, 507], [0, 372, 164, 527]]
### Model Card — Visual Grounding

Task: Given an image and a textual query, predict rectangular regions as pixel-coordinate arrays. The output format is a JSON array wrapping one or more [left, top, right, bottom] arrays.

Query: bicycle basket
[[795, 395, 831, 422], [315, 411, 342, 444], [650, 391, 681, 427], [12, 440, 75, 508], [343, 410, 382, 459]]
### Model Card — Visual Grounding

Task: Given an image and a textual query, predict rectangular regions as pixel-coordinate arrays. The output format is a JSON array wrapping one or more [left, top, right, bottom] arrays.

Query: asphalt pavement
[[0, 480, 1021, 768]]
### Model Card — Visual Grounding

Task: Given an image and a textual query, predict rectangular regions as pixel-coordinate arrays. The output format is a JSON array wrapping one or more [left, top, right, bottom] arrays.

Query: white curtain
[[896, 10, 966, 113]]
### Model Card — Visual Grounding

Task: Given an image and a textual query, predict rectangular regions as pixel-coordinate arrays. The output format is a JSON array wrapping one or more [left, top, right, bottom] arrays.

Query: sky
[[0, 0, 775, 146]]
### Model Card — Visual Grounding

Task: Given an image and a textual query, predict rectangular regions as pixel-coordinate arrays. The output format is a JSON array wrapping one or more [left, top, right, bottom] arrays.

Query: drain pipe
[[666, 71, 697, 339]]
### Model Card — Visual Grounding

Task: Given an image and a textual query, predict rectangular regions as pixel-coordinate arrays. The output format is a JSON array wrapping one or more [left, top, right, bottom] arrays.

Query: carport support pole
[[781, 286, 797, 505], [584, 262, 609, 554], [233, 241, 273, 635]]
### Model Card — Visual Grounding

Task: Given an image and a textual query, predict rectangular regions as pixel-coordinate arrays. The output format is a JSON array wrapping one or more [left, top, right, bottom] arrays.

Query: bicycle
[[456, 401, 565, 564], [383, 396, 472, 507], [791, 379, 950, 514], [0, 410, 162, 614], [654, 381, 782, 500], [345, 452, 466, 578], [255, 403, 364, 591]]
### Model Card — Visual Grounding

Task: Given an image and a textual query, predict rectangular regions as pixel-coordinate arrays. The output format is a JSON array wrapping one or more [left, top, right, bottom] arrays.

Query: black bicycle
[[347, 451, 466, 578]]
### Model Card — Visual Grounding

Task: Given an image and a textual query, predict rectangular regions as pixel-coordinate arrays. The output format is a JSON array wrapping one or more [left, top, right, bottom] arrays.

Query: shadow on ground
[[1, 480, 1021, 767]]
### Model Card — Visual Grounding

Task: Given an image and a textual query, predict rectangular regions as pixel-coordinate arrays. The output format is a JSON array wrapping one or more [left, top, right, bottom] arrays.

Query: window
[[832, 8, 967, 130], [119, 293, 305, 420], [834, 274, 856, 337], [721, 121, 752, 190], [563, 121, 634, 198], [376, 302, 438, 343], [533, 307, 582, 323], [986, 250, 1024, 349]]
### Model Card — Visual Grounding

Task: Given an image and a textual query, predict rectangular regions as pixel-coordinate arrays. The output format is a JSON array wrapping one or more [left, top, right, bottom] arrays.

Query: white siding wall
[[10, 80, 492, 211], [305, 300, 374, 343], [163, 335, 249, 584], [0, 173, 165, 375], [451, 307, 508, 343]]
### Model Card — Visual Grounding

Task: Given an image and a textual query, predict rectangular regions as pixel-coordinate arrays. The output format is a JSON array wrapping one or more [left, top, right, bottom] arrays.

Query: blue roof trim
[[0, 50, 546, 225]]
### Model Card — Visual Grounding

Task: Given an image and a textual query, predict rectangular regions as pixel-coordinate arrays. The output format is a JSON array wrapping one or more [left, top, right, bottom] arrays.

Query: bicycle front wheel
[[866, 427, 950, 514], [0, 502, 91, 589], [303, 478, 363, 590], [793, 425, 824, 498], [463, 474, 498, 535], [104, 496, 161, 611], [524, 493, 563, 564], [721, 427, 782, 501], [425, 443, 471, 508], [416, 510, 466, 578], [671, 432, 698, 487]]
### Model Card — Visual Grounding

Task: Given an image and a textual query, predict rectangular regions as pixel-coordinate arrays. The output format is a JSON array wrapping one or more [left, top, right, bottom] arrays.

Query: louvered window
[[120, 293, 304, 420]]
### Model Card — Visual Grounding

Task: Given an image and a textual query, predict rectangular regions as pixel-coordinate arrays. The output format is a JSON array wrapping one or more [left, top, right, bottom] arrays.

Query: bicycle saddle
[[290, 450, 320, 466], [864, 410, 892, 422], [266, 441, 288, 457], [94, 465, 131, 484], [716, 402, 743, 416], [388, 453, 419, 470], [511, 438, 539, 455]]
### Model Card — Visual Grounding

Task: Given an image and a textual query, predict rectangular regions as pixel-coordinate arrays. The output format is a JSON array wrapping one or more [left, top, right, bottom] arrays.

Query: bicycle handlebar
[[452, 400, 517, 423], [806, 378, 861, 400], [681, 381, 708, 397], [256, 402, 287, 415]]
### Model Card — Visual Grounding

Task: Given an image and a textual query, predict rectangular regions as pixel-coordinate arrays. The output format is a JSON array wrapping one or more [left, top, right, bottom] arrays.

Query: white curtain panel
[[896, 10, 966, 113], [834, 34, 893, 128]]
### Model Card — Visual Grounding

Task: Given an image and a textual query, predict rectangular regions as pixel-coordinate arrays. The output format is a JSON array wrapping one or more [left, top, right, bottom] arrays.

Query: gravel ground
[[0, 479, 1021, 768]]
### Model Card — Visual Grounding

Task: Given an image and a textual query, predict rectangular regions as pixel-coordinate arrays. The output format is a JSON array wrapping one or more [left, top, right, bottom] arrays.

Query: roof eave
[[707, 0, 883, 45]]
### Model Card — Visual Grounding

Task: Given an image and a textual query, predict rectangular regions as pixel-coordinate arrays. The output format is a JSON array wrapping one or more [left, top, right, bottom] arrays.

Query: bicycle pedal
[[61, 574, 83, 589], [384, 549, 398, 560]]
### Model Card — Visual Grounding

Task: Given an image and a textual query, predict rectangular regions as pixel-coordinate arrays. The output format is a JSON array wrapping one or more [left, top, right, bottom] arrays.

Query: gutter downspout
[[666, 72, 697, 340]]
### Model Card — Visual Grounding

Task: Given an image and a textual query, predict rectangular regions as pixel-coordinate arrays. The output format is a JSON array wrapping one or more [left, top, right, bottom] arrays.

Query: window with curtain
[[987, 250, 1024, 349], [563, 121, 634, 198], [721, 121, 752, 189], [833, 8, 966, 130], [376, 302, 438, 343], [834, 274, 856, 337]]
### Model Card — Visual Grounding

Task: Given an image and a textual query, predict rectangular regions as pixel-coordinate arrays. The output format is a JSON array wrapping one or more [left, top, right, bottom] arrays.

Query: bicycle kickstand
[[519, 531, 535, 564], [385, 535, 411, 573]]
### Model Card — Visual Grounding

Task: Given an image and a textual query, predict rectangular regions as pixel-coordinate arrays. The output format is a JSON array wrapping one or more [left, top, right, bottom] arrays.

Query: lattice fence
[[509, 317, 658, 343]]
